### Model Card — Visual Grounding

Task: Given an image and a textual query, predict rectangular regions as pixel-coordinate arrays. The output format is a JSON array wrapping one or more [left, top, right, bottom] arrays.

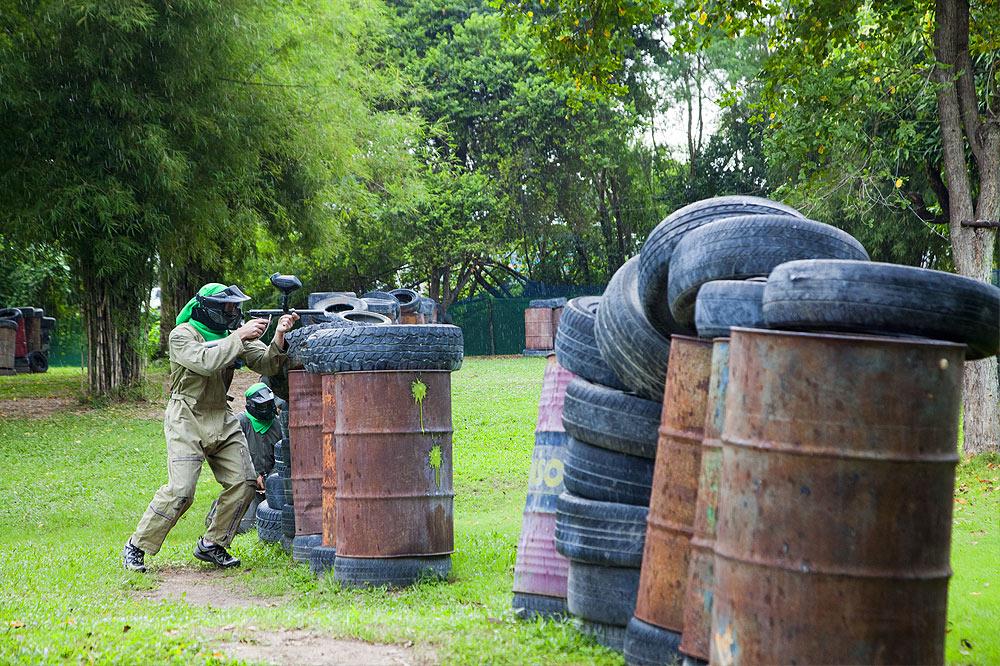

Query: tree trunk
[[80, 261, 145, 397], [934, 0, 999, 455]]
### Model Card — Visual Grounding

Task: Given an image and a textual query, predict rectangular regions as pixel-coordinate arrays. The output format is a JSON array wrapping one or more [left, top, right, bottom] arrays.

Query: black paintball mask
[[191, 285, 250, 332], [246, 384, 276, 423]]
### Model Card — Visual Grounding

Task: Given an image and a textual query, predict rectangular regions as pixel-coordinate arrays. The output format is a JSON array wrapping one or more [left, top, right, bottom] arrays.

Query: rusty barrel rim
[[728, 325, 966, 351]]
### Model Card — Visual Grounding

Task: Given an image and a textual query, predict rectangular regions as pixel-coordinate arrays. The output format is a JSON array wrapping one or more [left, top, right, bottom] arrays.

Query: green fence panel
[[48, 316, 84, 367], [493, 297, 532, 354], [449, 290, 604, 357]]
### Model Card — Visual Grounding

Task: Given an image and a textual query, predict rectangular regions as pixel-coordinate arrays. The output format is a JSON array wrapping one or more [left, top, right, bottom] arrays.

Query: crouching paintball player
[[123, 283, 298, 571], [204, 382, 282, 534]]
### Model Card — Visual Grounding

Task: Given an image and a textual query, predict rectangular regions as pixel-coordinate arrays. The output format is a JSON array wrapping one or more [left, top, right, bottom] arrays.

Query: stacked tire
[[553, 295, 659, 651]]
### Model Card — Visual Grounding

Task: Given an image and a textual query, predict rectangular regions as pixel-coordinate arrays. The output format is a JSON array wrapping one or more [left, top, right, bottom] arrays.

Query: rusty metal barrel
[[633, 336, 713, 640], [679, 338, 730, 663], [399, 312, 426, 325], [288, 370, 324, 537], [512, 356, 575, 617], [525, 307, 555, 351], [320, 373, 337, 548], [0, 319, 16, 375], [710, 328, 963, 666], [334, 370, 454, 581]]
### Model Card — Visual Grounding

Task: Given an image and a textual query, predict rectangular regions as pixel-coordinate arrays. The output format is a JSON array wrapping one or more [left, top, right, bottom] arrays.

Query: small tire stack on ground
[[552, 294, 659, 652]]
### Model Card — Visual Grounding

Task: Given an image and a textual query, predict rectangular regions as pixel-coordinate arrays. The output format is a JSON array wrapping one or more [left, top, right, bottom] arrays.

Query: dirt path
[[137, 568, 427, 665]]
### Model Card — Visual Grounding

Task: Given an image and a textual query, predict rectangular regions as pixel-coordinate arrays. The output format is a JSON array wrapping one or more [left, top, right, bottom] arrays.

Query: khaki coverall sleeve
[[241, 338, 286, 376], [168, 326, 245, 376]]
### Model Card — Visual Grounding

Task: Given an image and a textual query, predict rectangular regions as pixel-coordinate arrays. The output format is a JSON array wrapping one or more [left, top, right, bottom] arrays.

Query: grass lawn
[[0, 357, 997, 664]]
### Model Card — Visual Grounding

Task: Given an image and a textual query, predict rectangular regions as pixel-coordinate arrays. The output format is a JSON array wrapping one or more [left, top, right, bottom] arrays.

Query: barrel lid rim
[[333, 369, 454, 375], [729, 326, 967, 350], [670, 334, 712, 345]]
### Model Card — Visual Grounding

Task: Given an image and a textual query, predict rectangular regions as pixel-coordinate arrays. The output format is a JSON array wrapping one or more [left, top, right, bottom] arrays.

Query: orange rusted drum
[[551, 306, 564, 338], [679, 338, 730, 662], [288, 370, 324, 536], [711, 328, 963, 666], [0, 320, 15, 375], [525, 307, 554, 350], [335, 370, 454, 557], [634, 336, 712, 636], [320, 373, 337, 547], [400, 312, 425, 325]]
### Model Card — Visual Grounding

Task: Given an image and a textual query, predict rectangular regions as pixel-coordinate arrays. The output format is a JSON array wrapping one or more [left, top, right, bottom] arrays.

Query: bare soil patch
[[137, 568, 426, 665], [0, 396, 85, 419], [136, 567, 277, 609], [213, 627, 420, 666]]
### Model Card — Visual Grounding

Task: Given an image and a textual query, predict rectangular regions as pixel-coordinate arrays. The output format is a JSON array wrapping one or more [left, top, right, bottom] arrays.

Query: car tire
[[594, 257, 672, 401], [694, 279, 768, 339], [639, 196, 803, 336], [763, 259, 1000, 360], [562, 378, 660, 459], [564, 437, 654, 506], [667, 215, 869, 329], [555, 297, 627, 390], [555, 492, 647, 567]]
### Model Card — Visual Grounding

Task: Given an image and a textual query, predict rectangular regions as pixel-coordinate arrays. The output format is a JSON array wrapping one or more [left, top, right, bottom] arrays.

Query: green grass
[[0, 357, 618, 664], [0, 357, 997, 664], [0, 366, 86, 400]]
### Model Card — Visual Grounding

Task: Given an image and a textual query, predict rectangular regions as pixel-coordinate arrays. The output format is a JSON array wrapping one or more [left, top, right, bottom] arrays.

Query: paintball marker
[[247, 272, 325, 320]]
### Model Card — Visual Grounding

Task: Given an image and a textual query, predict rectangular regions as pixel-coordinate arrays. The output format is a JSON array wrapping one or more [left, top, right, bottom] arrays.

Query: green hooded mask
[[176, 283, 229, 341]]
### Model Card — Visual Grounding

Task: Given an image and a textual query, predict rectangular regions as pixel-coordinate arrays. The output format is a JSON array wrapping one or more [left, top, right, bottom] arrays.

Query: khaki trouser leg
[[131, 433, 203, 555], [203, 433, 257, 547]]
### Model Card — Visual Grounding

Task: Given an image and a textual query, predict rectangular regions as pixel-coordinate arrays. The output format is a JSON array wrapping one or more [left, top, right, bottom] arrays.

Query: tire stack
[[278, 408, 296, 552], [291, 321, 464, 587], [550, 295, 659, 651], [257, 398, 290, 544], [392, 288, 425, 324], [511, 355, 575, 619], [613, 195, 999, 664], [0, 306, 51, 374]]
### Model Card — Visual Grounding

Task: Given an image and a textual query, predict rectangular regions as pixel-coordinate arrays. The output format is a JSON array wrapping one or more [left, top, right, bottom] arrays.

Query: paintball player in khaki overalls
[[203, 382, 281, 533], [123, 283, 298, 571]]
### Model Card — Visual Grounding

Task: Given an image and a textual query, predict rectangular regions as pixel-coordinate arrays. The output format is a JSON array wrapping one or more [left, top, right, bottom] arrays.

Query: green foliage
[[0, 0, 425, 393]]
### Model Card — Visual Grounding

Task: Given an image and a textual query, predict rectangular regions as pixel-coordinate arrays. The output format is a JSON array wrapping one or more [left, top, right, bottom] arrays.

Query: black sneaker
[[123, 539, 147, 573], [193, 538, 240, 568]]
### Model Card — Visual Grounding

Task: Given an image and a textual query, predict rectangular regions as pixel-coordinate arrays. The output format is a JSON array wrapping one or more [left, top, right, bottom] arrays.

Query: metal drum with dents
[[679, 338, 731, 664], [512, 356, 575, 617], [0, 319, 16, 375], [334, 370, 454, 564], [524, 307, 554, 351], [288, 370, 324, 536], [320, 373, 338, 548], [634, 336, 713, 639], [710, 328, 963, 666]]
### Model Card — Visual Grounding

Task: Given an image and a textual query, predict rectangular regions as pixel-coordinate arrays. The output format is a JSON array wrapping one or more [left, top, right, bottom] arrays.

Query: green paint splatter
[[429, 443, 442, 487], [706, 506, 717, 530], [411, 379, 427, 433]]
